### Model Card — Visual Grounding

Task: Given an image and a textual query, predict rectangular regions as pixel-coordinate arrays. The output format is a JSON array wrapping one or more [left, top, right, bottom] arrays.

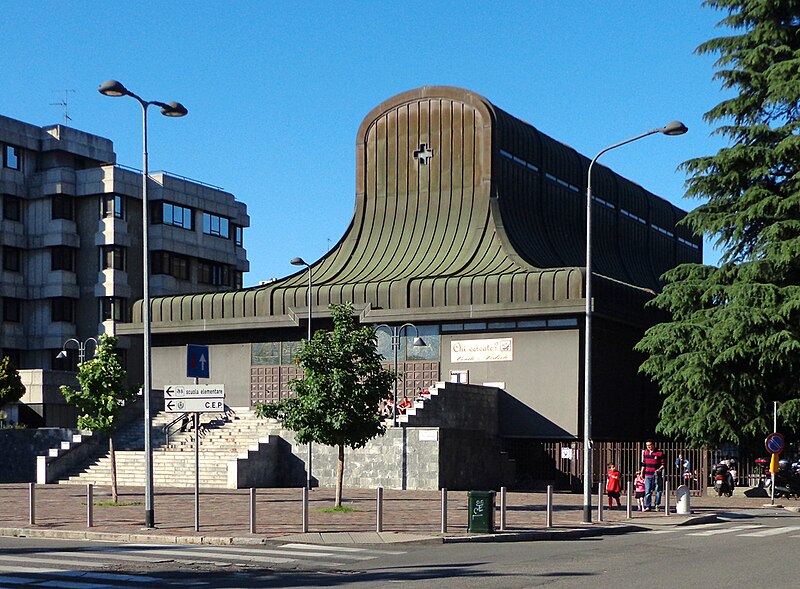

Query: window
[[51, 195, 75, 221], [50, 297, 74, 323], [234, 225, 243, 246], [3, 247, 20, 272], [3, 196, 20, 221], [101, 194, 124, 219], [101, 297, 128, 322], [153, 201, 193, 230], [101, 246, 126, 271], [2, 298, 20, 322], [51, 246, 76, 272], [198, 260, 233, 286], [3, 145, 20, 170], [203, 212, 230, 238], [151, 251, 189, 280]]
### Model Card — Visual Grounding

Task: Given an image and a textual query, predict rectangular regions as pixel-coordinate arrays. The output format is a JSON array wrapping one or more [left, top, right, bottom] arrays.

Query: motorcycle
[[713, 462, 734, 497], [768, 459, 800, 499]]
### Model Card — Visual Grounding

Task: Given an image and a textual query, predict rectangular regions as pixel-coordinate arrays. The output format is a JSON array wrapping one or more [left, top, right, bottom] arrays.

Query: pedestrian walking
[[642, 440, 665, 511]]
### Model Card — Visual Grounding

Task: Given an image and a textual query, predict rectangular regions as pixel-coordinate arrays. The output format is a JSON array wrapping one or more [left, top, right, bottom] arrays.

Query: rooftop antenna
[[50, 89, 76, 126]]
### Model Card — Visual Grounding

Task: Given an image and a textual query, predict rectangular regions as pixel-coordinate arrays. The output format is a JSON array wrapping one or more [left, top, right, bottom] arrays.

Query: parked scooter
[[713, 462, 735, 497], [768, 459, 800, 499]]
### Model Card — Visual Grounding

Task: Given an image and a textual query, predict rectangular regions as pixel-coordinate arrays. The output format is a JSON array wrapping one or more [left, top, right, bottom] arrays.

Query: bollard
[[546, 485, 553, 528], [664, 480, 670, 515], [302, 487, 309, 533], [250, 488, 257, 534], [676, 485, 691, 514], [376, 486, 384, 533], [29, 483, 35, 526], [441, 488, 448, 534], [499, 486, 507, 531], [87, 484, 93, 528], [626, 481, 632, 519], [598, 482, 604, 522]]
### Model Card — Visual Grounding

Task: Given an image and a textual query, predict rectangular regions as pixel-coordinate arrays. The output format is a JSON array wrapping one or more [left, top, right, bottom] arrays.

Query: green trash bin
[[468, 490, 496, 533]]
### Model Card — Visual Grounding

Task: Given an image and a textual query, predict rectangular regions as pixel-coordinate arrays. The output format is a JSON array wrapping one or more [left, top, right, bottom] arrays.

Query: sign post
[[765, 432, 784, 506], [164, 383, 225, 531]]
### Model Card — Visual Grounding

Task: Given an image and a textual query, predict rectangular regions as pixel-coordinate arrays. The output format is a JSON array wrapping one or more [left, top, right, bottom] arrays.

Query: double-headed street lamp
[[99, 79, 187, 529], [582, 120, 687, 523], [374, 324, 426, 426], [57, 337, 99, 365], [290, 256, 314, 491]]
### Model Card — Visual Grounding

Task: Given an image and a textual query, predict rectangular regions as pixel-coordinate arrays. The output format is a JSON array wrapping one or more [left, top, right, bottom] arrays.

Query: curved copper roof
[[130, 86, 698, 333]]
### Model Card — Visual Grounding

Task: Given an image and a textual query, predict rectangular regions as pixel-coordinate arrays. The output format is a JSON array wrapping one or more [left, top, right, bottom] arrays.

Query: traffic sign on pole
[[163, 384, 225, 413], [165, 384, 224, 398], [765, 432, 785, 454], [186, 345, 210, 379]]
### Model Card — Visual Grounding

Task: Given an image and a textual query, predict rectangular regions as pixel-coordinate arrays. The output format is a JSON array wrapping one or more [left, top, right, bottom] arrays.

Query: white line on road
[[280, 542, 407, 555], [687, 524, 764, 536], [737, 526, 800, 537]]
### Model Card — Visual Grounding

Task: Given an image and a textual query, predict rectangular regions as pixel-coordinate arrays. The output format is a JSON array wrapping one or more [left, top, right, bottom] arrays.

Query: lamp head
[[412, 336, 427, 347], [161, 101, 188, 117], [661, 121, 688, 136], [290, 257, 308, 267], [56, 350, 67, 359], [98, 80, 129, 97]]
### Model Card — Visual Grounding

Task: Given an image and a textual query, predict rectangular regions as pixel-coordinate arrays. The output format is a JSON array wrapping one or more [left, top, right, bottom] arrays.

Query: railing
[[111, 164, 226, 192]]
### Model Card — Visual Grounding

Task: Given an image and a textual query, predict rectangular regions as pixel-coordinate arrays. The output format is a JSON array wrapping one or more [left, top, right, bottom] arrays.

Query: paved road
[[3, 511, 800, 588]]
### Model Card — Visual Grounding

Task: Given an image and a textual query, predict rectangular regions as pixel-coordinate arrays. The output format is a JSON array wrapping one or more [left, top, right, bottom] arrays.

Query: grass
[[83, 500, 144, 507], [316, 505, 362, 513]]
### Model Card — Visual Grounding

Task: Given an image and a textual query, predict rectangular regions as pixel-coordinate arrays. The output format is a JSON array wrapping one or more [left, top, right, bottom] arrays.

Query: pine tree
[[255, 303, 394, 507], [636, 1, 800, 446]]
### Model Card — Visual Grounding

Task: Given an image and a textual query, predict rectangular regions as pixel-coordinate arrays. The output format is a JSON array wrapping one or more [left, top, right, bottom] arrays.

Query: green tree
[[61, 335, 135, 502], [0, 356, 25, 410], [637, 1, 800, 446], [255, 303, 394, 506]]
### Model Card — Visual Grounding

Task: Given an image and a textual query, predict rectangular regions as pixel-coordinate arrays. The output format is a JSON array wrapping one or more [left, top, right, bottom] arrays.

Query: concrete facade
[[0, 115, 249, 426]]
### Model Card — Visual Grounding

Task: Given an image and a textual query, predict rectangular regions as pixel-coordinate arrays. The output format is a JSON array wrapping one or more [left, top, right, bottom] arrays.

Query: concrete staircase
[[59, 408, 270, 488]]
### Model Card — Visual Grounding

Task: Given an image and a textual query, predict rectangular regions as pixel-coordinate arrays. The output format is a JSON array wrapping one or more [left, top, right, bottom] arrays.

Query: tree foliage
[[0, 356, 25, 408], [61, 335, 134, 433], [637, 0, 800, 446], [255, 303, 394, 505]]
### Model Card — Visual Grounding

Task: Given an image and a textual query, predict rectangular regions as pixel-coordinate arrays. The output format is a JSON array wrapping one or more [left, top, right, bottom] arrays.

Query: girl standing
[[606, 464, 622, 508], [634, 468, 646, 511]]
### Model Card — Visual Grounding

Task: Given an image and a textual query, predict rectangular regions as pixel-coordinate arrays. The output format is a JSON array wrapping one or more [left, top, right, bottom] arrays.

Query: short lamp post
[[374, 323, 426, 426], [57, 337, 99, 366], [583, 120, 687, 523], [99, 79, 187, 529], [290, 256, 313, 491]]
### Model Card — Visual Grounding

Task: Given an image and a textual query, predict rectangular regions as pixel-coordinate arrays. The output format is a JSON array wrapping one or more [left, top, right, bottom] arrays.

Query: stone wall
[[0, 428, 77, 482]]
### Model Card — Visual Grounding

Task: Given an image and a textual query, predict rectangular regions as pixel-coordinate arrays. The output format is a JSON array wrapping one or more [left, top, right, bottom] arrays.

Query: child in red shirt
[[606, 464, 622, 508]]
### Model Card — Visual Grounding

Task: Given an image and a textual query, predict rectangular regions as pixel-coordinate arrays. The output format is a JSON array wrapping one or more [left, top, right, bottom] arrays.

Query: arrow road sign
[[164, 384, 225, 398], [187, 344, 210, 379], [165, 397, 225, 413]]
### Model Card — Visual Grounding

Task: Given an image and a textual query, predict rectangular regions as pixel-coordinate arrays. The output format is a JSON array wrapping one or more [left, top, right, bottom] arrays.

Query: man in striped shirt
[[642, 440, 665, 511]]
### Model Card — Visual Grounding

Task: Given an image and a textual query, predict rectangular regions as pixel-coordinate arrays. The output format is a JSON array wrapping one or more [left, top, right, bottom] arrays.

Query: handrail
[[162, 413, 190, 446]]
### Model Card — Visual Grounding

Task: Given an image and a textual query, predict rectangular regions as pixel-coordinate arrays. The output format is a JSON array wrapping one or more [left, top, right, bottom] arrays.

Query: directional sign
[[165, 397, 225, 413], [164, 384, 225, 398], [765, 432, 785, 454], [187, 344, 210, 379]]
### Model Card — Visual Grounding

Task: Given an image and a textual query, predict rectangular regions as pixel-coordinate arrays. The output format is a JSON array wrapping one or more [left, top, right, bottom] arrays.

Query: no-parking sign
[[765, 432, 785, 454]]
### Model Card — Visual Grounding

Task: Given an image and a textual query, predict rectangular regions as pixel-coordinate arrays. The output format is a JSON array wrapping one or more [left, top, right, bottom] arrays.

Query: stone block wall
[[0, 428, 77, 482]]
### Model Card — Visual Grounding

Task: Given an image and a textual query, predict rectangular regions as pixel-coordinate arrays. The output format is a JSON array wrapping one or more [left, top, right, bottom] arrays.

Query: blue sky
[[2, 2, 728, 285]]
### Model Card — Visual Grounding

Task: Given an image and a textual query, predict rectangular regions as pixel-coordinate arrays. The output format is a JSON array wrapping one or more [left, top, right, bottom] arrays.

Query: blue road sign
[[765, 432, 784, 454], [186, 344, 210, 379]]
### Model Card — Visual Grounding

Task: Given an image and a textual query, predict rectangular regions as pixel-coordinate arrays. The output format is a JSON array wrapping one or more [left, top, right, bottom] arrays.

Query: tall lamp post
[[57, 337, 99, 365], [374, 323, 426, 426], [583, 120, 687, 523], [290, 257, 313, 490], [99, 80, 187, 529]]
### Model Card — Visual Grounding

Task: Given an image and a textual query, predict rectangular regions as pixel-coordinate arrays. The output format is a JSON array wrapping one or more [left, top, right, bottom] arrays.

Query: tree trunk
[[109, 436, 118, 504], [335, 444, 345, 508]]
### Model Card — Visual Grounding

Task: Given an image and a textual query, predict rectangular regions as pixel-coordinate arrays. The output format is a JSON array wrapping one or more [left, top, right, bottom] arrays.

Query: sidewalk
[[0, 484, 787, 545]]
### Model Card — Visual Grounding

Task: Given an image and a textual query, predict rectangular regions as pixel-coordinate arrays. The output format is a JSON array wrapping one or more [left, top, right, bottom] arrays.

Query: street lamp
[[99, 79, 187, 529], [374, 323, 427, 426], [290, 256, 313, 490], [583, 120, 687, 523], [57, 337, 99, 365]]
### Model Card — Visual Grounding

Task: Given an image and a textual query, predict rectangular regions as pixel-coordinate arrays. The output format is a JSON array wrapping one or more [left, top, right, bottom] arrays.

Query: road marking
[[280, 542, 407, 555], [687, 524, 764, 536], [737, 526, 800, 537]]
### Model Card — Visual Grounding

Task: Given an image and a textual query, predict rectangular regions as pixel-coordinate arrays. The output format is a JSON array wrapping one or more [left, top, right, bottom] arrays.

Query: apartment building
[[0, 115, 249, 425]]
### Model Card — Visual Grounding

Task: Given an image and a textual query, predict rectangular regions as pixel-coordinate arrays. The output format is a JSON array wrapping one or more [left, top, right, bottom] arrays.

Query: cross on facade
[[413, 143, 434, 165]]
